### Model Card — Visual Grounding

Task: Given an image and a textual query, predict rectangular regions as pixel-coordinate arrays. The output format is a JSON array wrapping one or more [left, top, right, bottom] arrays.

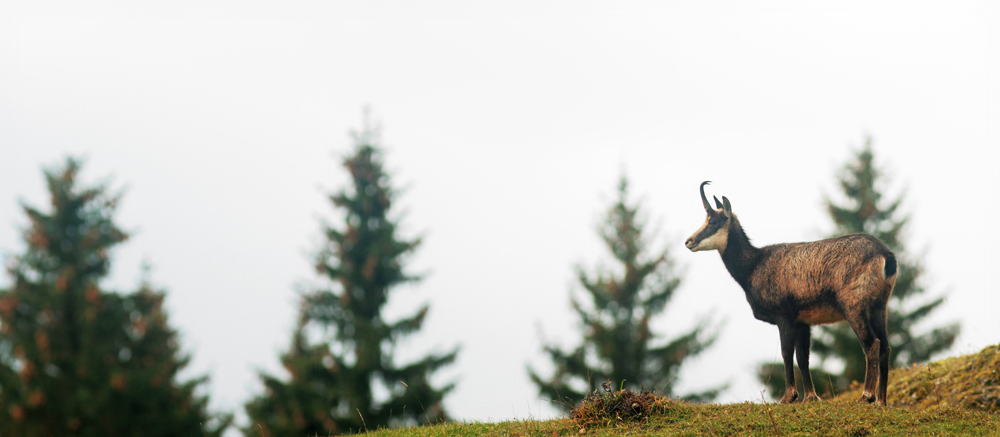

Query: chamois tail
[[883, 252, 897, 279]]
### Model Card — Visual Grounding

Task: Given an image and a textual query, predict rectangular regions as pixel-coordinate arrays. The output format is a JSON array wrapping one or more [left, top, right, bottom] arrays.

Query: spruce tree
[[245, 121, 457, 436], [529, 177, 719, 411], [0, 157, 231, 437], [758, 137, 960, 399]]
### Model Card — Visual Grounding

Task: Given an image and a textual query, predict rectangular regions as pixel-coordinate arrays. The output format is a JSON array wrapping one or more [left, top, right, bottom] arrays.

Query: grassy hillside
[[830, 343, 999, 413], [363, 344, 999, 436]]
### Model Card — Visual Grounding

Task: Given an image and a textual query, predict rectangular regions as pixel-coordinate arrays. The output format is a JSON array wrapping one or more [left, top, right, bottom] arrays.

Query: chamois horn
[[700, 181, 713, 212]]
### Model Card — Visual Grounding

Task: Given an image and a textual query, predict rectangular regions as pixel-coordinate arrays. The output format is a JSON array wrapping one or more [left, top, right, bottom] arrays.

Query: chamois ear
[[713, 195, 723, 209], [721, 196, 732, 217]]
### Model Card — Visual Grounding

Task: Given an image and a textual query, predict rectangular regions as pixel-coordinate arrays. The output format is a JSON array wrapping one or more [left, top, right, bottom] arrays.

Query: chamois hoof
[[802, 393, 822, 403], [857, 392, 876, 404], [779, 391, 799, 404]]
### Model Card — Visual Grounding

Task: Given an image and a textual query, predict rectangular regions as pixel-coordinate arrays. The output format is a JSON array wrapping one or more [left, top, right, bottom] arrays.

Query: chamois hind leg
[[794, 323, 821, 402], [872, 305, 891, 406], [845, 310, 879, 404], [777, 321, 799, 404]]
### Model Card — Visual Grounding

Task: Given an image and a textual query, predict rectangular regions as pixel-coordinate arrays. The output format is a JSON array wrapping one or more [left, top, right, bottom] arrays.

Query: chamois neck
[[719, 216, 760, 291]]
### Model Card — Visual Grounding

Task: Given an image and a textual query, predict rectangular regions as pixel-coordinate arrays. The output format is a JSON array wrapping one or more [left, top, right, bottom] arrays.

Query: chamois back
[[752, 234, 897, 303]]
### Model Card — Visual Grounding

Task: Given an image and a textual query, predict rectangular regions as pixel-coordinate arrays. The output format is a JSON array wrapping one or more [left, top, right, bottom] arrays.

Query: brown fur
[[685, 182, 897, 406], [796, 307, 844, 325]]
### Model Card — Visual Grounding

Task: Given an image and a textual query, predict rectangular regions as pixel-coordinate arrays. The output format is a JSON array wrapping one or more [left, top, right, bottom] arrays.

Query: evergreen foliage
[[529, 177, 719, 411], [758, 137, 960, 399], [0, 157, 231, 437], [244, 121, 457, 436]]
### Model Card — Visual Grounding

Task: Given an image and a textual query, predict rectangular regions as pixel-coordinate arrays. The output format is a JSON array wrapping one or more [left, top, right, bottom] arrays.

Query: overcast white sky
[[1, 1, 998, 433]]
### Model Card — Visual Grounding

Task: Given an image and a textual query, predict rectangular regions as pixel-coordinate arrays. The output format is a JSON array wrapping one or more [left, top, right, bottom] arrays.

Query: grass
[[364, 403, 999, 437], [363, 343, 1000, 436]]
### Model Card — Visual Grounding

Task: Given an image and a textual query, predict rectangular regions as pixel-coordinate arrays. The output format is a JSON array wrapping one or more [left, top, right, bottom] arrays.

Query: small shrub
[[570, 381, 683, 428]]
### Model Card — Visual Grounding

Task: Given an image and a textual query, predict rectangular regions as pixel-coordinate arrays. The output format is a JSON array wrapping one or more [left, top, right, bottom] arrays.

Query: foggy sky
[[1, 1, 997, 434]]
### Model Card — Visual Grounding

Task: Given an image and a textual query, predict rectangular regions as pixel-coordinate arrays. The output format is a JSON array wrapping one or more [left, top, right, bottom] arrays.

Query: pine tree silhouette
[[245, 118, 457, 435], [0, 157, 231, 437], [529, 177, 720, 410]]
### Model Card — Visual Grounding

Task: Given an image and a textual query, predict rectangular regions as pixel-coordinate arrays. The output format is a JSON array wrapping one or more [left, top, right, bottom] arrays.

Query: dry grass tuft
[[569, 381, 686, 429]]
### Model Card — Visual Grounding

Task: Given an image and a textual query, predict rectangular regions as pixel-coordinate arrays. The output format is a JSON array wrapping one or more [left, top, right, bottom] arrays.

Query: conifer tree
[[529, 177, 719, 410], [245, 120, 457, 436], [758, 137, 960, 399], [0, 157, 231, 437]]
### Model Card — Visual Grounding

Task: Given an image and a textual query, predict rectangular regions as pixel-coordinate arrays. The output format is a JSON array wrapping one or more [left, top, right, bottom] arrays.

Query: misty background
[[1, 0, 997, 433]]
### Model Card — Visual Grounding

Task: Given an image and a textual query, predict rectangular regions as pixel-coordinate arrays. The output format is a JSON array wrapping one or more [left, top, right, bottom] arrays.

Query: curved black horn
[[699, 181, 712, 212]]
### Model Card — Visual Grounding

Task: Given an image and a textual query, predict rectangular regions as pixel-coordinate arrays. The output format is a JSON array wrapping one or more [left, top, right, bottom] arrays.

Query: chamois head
[[685, 181, 732, 252]]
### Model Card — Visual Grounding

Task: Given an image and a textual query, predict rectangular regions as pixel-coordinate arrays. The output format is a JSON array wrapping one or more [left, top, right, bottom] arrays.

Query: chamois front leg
[[777, 322, 799, 404], [794, 323, 821, 402]]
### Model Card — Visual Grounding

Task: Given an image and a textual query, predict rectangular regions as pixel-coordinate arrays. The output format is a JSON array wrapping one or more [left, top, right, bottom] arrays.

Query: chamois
[[685, 181, 896, 406]]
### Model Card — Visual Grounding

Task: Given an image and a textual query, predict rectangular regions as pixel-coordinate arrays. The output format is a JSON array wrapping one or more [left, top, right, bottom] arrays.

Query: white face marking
[[686, 215, 729, 252], [693, 225, 728, 252]]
